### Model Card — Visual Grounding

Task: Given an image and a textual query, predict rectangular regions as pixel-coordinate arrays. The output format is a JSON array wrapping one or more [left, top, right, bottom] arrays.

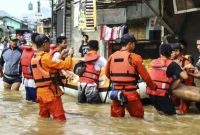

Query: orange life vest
[[79, 53, 100, 84], [31, 52, 63, 88], [21, 45, 35, 79], [178, 56, 195, 86], [49, 48, 68, 85], [109, 51, 138, 91], [147, 58, 173, 96]]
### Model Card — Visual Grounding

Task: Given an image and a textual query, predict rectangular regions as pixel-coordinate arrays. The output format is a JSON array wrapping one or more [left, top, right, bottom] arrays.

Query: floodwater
[[0, 80, 200, 135]]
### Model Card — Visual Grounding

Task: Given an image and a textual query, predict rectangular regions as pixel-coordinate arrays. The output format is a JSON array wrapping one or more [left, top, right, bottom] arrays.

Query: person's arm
[[52, 52, 61, 62], [188, 68, 200, 78], [133, 55, 156, 90], [105, 56, 112, 79], [99, 57, 107, 68], [42, 53, 72, 70]]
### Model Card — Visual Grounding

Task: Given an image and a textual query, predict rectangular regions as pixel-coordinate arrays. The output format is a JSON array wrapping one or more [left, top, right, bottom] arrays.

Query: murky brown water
[[0, 79, 200, 135]]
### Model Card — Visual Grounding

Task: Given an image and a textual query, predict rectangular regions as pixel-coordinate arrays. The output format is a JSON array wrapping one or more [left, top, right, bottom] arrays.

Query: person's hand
[[60, 49, 69, 59], [68, 47, 74, 57]]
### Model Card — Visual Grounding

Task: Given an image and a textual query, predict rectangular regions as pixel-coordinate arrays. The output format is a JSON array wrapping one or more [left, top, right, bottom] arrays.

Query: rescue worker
[[147, 44, 188, 115], [31, 34, 73, 121], [79, 34, 89, 57], [105, 33, 156, 118], [0, 35, 22, 91], [21, 33, 39, 102], [78, 40, 107, 104], [171, 43, 195, 114]]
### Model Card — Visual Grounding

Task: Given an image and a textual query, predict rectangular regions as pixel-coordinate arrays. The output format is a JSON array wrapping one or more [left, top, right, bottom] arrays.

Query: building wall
[[164, 8, 200, 61], [3, 18, 21, 29]]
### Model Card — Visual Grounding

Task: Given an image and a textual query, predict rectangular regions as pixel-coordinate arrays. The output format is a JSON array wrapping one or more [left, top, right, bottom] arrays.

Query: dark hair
[[88, 40, 99, 51], [31, 33, 39, 44], [159, 44, 172, 58], [83, 34, 89, 41], [19, 38, 27, 45], [120, 33, 136, 46], [35, 34, 50, 48], [56, 36, 67, 45]]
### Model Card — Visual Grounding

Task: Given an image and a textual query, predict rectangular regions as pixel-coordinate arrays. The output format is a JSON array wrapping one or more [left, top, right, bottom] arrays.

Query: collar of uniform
[[120, 48, 129, 52], [37, 51, 45, 56], [87, 50, 97, 54]]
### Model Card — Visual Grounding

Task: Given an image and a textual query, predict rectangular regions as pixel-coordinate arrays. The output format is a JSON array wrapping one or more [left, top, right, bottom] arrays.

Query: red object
[[109, 51, 138, 90], [39, 97, 66, 121], [79, 53, 100, 84], [147, 58, 173, 96], [111, 92, 144, 118], [31, 53, 54, 87], [49, 44, 57, 57], [21, 45, 35, 79]]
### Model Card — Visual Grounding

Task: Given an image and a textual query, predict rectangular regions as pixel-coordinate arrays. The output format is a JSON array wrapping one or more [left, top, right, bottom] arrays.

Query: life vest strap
[[110, 73, 137, 77], [81, 76, 99, 82], [84, 70, 100, 76], [112, 81, 137, 84], [34, 77, 52, 83]]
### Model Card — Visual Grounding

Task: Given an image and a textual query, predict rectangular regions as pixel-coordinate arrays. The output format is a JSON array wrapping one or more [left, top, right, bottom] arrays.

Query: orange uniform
[[32, 51, 72, 120], [105, 49, 156, 118]]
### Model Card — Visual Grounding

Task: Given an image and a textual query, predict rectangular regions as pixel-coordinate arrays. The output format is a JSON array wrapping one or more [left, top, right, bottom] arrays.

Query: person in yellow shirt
[[31, 34, 73, 121]]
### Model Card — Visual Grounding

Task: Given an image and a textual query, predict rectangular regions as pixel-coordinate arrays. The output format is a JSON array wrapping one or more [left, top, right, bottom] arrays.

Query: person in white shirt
[[78, 40, 107, 103]]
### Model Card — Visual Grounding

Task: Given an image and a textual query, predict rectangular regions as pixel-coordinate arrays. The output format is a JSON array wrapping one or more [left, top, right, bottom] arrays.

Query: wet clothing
[[78, 83, 102, 103], [23, 78, 36, 101], [105, 49, 156, 118], [148, 58, 183, 115], [150, 95, 176, 115], [78, 51, 107, 104], [79, 44, 90, 57], [0, 46, 22, 84], [21, 45, 37, 101], [39, 97, 66, 120], [31, 51, 72, 120], [111, 95, 144, 118], [3, 75, 22, 84]]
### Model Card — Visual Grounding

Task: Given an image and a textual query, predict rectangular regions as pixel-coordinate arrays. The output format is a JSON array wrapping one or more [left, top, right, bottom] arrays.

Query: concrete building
[[53, 0, 200, 61]]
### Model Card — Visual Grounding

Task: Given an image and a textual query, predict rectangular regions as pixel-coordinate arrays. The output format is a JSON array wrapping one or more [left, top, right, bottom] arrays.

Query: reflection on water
[[0, 85, 200, 135]]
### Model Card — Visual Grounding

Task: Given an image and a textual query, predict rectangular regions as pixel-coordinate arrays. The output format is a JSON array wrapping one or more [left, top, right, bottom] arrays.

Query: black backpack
[[73, 60, 86, 77]]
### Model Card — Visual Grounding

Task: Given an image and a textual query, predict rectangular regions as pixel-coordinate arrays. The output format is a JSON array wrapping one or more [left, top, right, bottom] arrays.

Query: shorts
[[78, 83, 102, 104], [149, 95, 176, 115], [3, 75, 22, 84], [25, 86, 37, 102]]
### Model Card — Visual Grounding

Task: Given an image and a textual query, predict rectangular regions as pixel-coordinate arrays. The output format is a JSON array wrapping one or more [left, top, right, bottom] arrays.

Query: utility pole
[[51, 0, 54, 37]]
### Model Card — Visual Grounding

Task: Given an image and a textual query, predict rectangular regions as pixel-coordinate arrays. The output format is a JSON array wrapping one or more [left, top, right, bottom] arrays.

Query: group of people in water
[[1, 32, 200, 121]]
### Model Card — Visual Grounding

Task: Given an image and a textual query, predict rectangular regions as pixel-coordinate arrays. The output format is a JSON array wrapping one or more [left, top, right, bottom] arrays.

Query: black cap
[[120, 33, 136, 45], [19, 38, 27, 45], [35, 34, 50, 46], [170, 43, 182, 51]]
